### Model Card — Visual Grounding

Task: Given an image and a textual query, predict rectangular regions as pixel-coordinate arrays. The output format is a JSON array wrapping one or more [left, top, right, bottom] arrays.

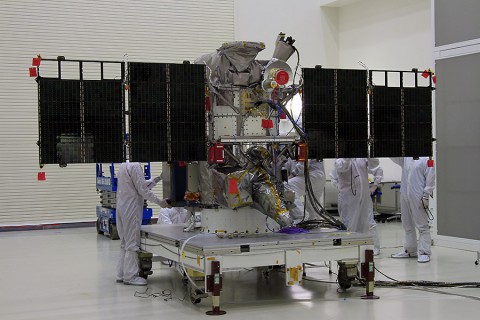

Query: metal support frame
[[360, 248, 379, 299], [205, 260, 226, 316], [38, 57, 125, 81], [140, 224, 374, 313]]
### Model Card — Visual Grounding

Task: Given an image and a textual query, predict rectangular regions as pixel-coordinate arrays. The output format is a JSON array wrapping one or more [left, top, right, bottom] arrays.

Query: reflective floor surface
[[0, 222, 478, 320]]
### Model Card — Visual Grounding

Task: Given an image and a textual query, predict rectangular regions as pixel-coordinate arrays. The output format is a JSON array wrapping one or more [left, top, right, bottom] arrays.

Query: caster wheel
[[190, 288, 203, 304], [96, 219, 104, 235], [337, 263, 352, 290], [191, 297, 201, 304], [475, 260, 479, 266], [262, 270, 270, 280], [109, 223, 119, 240]]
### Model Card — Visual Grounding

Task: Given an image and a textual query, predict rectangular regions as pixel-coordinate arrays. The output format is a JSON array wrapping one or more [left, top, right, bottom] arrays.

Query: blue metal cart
[[95, 163, 153, 239]]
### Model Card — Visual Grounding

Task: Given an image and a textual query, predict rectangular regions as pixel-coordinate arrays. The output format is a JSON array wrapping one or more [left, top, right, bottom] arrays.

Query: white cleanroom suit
[[158, 207, 190, 224], [286, 159, 326, 221], [116, 162, 168, 285], [330, 158, 383, 254], [391, 157, 435, 263]]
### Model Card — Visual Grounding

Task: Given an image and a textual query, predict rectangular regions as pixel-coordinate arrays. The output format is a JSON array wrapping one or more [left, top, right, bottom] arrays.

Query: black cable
[[292, 47, 301, 86], [296, 219, 333, 230], [269, 98, 306, 140], [302, 277, 337, 284], [361, 266, 480, 289], [298, 264, 480, 301], [374, 267, 399, 282], [134, 287, 188, 302], [350, 165, 358, 196], [265, 216, 275, 232], [422, 198, 434, 221], [323, 261, 336, 275], [404, 286, 480, 301], [370, 280, 480, 288], [303, 160, 345, 229]]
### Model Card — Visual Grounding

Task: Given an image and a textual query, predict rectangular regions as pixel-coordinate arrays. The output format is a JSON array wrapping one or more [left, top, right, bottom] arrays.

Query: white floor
[[0, 222, 479, 320]]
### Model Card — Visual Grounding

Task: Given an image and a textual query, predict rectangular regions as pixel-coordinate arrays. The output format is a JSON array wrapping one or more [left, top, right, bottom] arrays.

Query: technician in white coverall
[[286, 159, 326, 221], [158, 207, 190, 224], [390, 157, 435, 263], [116, 162, 169, 286], [330, 158, 383, 255]]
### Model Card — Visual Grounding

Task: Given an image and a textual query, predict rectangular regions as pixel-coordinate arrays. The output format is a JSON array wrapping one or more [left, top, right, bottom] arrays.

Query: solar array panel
[[302, 68, 336, 159], [303, 68, 368, 159], [336, 69, 368, 158], [38, 78, 82, 164], [84, 80, 125, 163], [38, 78, 124, 165], [370, 83, 432, 158], [370, 87, 403, 157], [128, 62, 169, 162], [129, 62, 206, 162], [403, 87, 432, 157], [169, 64, 206, 161]]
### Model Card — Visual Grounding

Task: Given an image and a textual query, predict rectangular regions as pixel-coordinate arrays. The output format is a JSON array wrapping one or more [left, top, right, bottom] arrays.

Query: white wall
[[433, 0, 480, 245], [234, 0, 339, 68], [338, 0, 432, 70], [336, 0, 432, 181]]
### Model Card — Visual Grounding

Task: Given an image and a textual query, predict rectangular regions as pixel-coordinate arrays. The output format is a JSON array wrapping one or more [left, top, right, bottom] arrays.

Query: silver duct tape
[[251, 170, 293, 228], [226, 170, 254, 208], [212, 169, 254, 209]]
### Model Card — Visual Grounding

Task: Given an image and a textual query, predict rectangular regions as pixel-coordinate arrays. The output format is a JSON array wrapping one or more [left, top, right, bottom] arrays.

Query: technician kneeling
[[116, 162, 170, 286]]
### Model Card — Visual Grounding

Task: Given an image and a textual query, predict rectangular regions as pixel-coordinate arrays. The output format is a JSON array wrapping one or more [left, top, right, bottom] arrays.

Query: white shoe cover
[[124, 277, 147, 286], [417, 254, 430, 263], [391, 250, 417, 258]]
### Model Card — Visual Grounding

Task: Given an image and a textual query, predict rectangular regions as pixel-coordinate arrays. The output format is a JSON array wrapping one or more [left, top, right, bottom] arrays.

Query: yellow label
[[197, 256, 201, 266], [368, 282, 374, 292], [182, 251, 186, 259], [290, 267, 299, 281], [207, 257, 216, 261]]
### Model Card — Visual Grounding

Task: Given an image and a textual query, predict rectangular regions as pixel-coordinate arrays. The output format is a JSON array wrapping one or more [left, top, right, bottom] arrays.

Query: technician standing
[[158, 207, 190, 224], [116, 162, 169, 285], [330, 158, 383, 255], [390, 157, 435, 263]]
